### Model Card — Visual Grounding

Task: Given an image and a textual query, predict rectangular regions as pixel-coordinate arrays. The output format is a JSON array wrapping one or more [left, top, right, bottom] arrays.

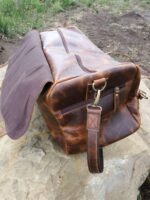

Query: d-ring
[[92, 79, 107, 92]]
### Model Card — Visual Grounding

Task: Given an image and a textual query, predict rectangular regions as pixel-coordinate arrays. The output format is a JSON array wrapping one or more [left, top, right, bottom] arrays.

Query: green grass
[[0, 0, 77, 37], [0, 0, 149, 38]]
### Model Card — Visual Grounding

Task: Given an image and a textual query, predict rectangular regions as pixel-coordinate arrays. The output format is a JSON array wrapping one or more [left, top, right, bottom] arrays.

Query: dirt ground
[[80, 9, 150, 76], [0, 37, 20, 66], [0, 6, 150, 199]]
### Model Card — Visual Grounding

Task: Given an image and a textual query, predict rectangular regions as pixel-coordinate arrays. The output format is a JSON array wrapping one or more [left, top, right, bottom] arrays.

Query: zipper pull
[[114, 86, 120, 112]]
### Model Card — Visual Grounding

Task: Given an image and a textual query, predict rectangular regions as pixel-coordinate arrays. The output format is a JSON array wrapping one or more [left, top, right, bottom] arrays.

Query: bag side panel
[[37, 89, 68, 152], [38, 27, 141, 153], [40, 64, 141, 154]]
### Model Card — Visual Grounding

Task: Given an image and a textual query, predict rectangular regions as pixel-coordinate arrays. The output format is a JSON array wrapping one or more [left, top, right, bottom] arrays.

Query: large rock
[[0, 65, 149, 200], [0, 65, 7, 137]]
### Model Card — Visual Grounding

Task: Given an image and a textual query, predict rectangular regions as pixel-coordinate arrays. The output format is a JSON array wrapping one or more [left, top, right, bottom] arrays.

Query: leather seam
[[126, 102, 140, 125], [47, 62, 135, 100], [39, 33, 54, 82], [128, 64, 140, 99], [57, 28, 69, 53]]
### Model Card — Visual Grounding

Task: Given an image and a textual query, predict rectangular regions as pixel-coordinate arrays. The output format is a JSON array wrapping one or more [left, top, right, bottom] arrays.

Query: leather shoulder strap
[[86, 105, 104, 173]]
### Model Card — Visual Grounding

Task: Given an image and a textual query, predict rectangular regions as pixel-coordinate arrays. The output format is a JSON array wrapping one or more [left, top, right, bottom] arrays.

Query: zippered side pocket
[[55, 84, 129, 119]]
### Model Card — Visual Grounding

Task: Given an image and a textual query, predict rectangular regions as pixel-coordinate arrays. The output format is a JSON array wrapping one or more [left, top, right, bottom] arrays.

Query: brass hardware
[[93, 89, 101, 106], [92, 80, 107, 92], [92, 80, 107, 106]]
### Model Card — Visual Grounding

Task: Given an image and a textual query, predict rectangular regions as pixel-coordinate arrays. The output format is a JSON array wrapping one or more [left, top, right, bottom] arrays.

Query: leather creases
[[37, 27, 142, 173]]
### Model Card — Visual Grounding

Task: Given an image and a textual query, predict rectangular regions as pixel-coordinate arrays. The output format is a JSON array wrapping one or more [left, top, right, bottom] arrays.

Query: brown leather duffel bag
[[37, 26, 146, 173]]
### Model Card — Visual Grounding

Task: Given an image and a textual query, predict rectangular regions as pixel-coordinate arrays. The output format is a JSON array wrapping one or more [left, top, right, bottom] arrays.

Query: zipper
[[57, 28, 96, 73], [56, 84, 125, 117], [60, 99, 91, 116]]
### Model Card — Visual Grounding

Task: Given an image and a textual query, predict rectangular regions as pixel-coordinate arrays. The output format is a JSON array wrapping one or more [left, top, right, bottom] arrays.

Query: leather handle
[[86, 105, 104, 173]]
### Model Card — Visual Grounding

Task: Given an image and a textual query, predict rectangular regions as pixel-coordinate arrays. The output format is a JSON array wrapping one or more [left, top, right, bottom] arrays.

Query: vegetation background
[[0, 0, 150, 37]]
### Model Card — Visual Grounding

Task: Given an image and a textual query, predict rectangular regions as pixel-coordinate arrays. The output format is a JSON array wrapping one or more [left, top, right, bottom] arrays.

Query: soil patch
[[0, 37, 20, 65], [78, 9, 150, 75]]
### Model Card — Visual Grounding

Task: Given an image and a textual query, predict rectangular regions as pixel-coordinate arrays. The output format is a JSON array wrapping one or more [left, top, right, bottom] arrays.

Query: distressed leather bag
[[36, 26, 146, 173]]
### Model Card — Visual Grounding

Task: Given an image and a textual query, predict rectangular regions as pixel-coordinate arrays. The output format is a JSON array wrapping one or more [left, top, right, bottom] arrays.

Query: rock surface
[[0, 65, 149, 200], [0, 65, 7, 137]]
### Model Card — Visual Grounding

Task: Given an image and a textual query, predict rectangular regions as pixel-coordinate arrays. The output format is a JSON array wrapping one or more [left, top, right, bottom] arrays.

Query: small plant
[[62, 0, 76, 7], [0, 0, 78, 37]]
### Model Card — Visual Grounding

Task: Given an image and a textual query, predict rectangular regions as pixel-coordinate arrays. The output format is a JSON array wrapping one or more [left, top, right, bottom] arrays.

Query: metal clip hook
[[93, 90, 101, 106], [92, 80, 107, 92], [92, 80, 107, 106]]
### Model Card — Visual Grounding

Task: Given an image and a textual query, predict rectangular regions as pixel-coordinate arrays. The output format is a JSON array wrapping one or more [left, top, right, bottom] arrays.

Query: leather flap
[[1, 30, 53, 139]]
